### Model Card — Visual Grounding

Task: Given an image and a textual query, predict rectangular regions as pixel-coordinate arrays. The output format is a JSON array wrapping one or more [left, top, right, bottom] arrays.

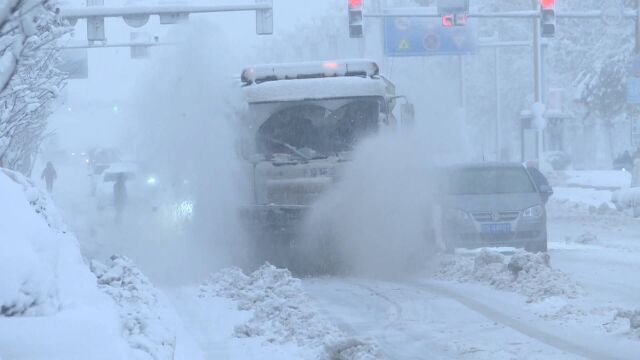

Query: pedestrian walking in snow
[[113, 173, 127, 223], [41, 161, 57, 193]]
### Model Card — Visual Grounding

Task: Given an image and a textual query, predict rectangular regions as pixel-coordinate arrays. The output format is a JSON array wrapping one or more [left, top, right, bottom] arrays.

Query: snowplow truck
[[238, 59, 411, 267]]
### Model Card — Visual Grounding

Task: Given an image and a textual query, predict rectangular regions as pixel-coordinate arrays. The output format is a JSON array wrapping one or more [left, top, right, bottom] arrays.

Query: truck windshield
[[256, 98, 381, 158], [446, 167, 536, 195]]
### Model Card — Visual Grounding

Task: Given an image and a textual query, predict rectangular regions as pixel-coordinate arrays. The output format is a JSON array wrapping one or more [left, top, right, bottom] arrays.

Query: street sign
[[87, 0, 105, 42], [384, 17, 477, 56], [256, 0, 273, 35]]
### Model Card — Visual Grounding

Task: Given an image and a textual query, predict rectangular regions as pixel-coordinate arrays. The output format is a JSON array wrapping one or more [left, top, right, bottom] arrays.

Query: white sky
[[51, 0, 334, 150]]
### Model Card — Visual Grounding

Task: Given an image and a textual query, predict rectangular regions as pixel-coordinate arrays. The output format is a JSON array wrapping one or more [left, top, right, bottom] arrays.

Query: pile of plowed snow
[[91, 255, 177, 359], [547, 187, 617, 218], [435, 250, 582, 302], [200, 264, 380, 360], [0, 169, 132, 358], [615, 309, 640, 339]]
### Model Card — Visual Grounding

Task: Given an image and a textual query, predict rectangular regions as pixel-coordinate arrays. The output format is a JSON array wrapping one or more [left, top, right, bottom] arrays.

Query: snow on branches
[[0, 0, 67, 174]]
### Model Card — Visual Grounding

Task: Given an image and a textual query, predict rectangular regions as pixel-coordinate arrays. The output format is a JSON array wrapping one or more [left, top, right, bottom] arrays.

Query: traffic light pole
[[494, 38, 502, 161], [636, 0, 640, 53], [532, 0, 545, 162]]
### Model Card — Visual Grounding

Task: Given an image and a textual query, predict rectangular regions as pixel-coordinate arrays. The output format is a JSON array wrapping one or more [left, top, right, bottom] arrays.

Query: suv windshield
[[256, 98, 381, 158], [447, 167, 536, 195]]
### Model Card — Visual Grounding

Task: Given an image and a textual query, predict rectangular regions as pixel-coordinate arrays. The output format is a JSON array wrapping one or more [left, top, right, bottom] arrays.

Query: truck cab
[[238, 60, 408, 257]]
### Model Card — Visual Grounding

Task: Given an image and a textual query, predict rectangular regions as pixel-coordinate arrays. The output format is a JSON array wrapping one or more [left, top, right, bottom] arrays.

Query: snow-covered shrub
[[201, 264, 381, 359], [91, 255, 176, 360], [436, 250, 582, 302]]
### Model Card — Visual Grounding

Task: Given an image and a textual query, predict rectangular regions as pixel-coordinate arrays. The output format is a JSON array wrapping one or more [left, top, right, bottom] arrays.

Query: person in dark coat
[[526, 160, 553, 202], [113, 173, 127, 223], [41, 162, 57, 193]]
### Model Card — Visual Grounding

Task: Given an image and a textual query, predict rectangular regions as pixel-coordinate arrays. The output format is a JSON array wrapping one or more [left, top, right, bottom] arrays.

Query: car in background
[[439, 162, 552, 253]]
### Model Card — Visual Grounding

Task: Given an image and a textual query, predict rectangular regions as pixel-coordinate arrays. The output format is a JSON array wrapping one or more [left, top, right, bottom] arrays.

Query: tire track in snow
[[347, 280, 427, 360], [408, 280, 623, 360]]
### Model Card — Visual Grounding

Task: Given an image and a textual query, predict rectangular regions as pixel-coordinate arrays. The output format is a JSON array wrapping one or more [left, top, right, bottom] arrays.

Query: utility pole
[[494, 34, 502, 161], [636, 0, 640, 53], [458, 55, 466, 121], [532, 0, 544, 162]]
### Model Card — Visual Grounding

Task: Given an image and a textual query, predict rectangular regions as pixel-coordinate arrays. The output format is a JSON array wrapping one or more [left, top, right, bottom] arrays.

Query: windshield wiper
[[262, 136, 311, 161]]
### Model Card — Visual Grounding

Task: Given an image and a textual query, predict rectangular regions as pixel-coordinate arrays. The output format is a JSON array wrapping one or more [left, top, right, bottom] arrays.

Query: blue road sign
[[627, 76, 640, 104], [384, 17, 477, 57]]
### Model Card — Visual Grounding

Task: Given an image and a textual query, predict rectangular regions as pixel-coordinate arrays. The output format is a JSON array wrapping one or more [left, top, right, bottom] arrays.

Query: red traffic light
[[540, 0, 555, 9], [441, 15, 454, 27], [349, 0, 363, 9]]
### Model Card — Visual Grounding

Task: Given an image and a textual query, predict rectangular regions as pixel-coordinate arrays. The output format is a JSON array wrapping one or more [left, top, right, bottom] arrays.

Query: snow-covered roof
[[243, 76, 391, 104]]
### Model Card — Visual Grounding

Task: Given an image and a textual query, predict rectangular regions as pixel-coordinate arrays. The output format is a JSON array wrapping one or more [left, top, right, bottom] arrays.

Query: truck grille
[[472, 211, 520, 222]]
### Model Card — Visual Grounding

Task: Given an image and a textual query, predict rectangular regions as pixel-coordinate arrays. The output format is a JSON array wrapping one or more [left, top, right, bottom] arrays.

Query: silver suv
[[440, 162, 552, 253]]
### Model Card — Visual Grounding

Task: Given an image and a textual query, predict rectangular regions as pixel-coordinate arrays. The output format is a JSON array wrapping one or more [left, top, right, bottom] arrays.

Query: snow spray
[[131, 21, 250, 283], [298, 118, 468, 277]]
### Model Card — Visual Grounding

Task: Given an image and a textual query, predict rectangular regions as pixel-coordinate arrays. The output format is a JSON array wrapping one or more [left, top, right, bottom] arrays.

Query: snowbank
[[552, 187, 613, 208], [551, 170, 631, 190], [611, 187, 640, 211], [0, 169, 131, 358], [200, 264, 380, 359], [547, 187, 617, 217], [91, 256, 177, 360], [616, 309, 640, 339], [435, 250, 582, 303]]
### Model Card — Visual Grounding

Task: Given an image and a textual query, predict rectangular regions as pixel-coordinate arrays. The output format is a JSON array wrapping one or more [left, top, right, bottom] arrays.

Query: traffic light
[[437, 0, 469, 27], [441, 14, 455, 27], [540, 0, 556, 38], [441, 13, 467, 27], [348, 0, 364, 38]]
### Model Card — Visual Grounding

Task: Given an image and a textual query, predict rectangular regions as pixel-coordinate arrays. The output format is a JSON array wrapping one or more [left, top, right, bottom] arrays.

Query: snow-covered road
[[45, 162, 640, 359], [298, 210, 640, 360], [304, 278, 585, 359]]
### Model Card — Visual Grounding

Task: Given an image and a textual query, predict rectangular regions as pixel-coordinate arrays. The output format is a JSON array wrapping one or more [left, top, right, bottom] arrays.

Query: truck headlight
[[523, 205, 544, 218], [146, 177, 157, 185]]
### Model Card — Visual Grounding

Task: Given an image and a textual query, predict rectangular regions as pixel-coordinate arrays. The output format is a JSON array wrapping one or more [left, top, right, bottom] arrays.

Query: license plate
[[481, 223, 511, 233]]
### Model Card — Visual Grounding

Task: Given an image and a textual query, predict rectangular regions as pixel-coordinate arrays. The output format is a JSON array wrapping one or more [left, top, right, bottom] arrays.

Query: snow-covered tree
[[0, 0, 67, 174], [545, 0, 636, 166]]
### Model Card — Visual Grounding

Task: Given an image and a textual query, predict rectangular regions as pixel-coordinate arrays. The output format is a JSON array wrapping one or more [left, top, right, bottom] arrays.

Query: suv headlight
[[523, 205, 544, 217], [445, 208, 470, 221]]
